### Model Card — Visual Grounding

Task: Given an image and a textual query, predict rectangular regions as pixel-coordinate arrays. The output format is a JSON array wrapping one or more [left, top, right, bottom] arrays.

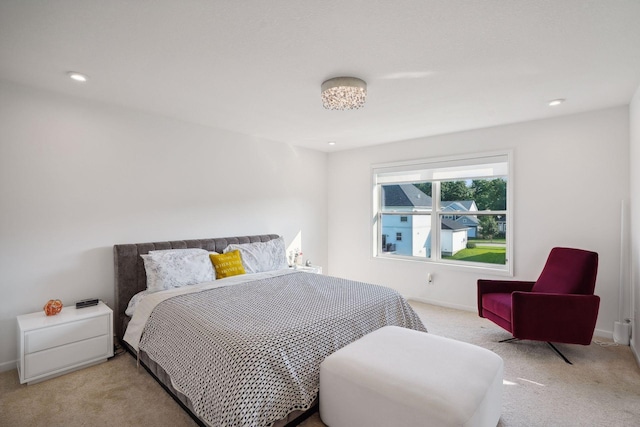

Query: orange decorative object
[[43, 299, 63, 316]]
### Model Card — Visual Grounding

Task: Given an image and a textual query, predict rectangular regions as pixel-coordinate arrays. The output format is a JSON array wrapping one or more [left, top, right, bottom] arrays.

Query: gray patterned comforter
[[139, 271, 427, 427]]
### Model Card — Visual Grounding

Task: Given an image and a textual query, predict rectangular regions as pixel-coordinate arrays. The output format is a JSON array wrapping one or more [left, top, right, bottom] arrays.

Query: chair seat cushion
[[482, 292, 512, 322]]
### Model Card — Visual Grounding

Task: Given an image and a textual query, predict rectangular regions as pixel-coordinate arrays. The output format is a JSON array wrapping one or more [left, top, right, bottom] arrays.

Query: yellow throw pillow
[[210, 250, 246, 279]]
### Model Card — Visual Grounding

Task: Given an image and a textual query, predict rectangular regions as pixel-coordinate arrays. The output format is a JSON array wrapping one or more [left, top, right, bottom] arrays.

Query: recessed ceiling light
[[548, 98, 565, 106], [328, 141, 336, 146], [67, 72, 88, 83]]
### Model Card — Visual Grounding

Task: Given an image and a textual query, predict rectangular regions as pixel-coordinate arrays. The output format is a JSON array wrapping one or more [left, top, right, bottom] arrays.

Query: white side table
[[17, 301, 114, 384], [292, 265, 323, 274]]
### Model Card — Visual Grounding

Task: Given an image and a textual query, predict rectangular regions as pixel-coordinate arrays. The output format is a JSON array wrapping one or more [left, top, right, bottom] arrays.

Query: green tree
[[490, 179, 507, 210], [441, 181, 472, 201], [413, 182, 432, 197], [479, 216, 499, 240], [471, 180, 491, 210], [471, 178, 506, 210]]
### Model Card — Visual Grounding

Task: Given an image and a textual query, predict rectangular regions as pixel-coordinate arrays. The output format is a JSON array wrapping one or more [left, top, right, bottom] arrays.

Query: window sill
[[374, 253, 513, 276]]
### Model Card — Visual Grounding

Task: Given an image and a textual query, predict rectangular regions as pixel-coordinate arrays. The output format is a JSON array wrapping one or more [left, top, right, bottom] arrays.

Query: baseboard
[[631, 341, 640, 369], [407, 297, 620, 343], [0, 359, 17, 373], [407, 296, 476, 313], [593, 328, 614, 341]]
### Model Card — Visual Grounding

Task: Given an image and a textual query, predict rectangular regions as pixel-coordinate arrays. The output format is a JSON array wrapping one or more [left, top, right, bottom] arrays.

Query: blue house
[[381, 185, 476, 257], [441, 201, 479, 238], [381, 184, 432, 257]]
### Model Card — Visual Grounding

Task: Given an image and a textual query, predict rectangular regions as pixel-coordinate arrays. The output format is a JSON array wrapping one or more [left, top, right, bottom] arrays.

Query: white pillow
[[141, 248, 215, 293], [224, 237, 288, 273]]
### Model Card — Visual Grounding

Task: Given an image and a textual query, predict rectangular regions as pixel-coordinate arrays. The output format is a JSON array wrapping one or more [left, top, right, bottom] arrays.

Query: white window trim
[[371, 150, 513, 276]]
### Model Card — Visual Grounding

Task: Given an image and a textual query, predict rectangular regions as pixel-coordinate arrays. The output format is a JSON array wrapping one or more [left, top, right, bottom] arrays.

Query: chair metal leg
[[547, 342, 572, 365], [498, 338, 573, 364]]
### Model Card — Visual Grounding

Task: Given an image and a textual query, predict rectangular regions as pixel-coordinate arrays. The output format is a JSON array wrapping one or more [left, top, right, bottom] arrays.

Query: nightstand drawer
[[25, 315, 109, 353], [24, 334, 109, 379]]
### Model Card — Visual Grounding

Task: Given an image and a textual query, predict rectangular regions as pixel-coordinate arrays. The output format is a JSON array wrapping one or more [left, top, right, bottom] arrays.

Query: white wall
[[630, 84, 640, 365], [1, 79, 634, 370], [328, 107, 629, 338], [0, 82, 328, 370]]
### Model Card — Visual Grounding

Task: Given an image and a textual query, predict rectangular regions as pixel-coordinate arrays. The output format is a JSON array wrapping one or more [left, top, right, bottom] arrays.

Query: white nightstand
[[292, 265, 323, 274], [17, 301, 114, 385]]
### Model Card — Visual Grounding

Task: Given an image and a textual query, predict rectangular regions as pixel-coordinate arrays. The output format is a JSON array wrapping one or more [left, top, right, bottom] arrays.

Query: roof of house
[[453, 215, 479, 226], [382, 184, 432, 209], [441, 218, 470, 230], [441, 200, 476, 211]]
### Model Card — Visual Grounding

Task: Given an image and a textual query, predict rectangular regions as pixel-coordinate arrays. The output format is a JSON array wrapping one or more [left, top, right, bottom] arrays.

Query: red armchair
[[478, 247, 600, 364]]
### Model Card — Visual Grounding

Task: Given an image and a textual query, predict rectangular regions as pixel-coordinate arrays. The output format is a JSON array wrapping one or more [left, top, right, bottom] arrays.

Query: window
[[372, 151, 511, 273]]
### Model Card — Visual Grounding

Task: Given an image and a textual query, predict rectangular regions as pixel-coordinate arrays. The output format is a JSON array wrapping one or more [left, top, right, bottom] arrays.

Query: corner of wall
[[632, 341, 640, 367], [0, 359, 17, 374], [629, 83, 640, 367]]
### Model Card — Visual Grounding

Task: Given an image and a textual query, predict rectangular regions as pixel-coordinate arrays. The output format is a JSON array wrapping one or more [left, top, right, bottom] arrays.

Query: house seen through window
[[373, 152, 511, 272]]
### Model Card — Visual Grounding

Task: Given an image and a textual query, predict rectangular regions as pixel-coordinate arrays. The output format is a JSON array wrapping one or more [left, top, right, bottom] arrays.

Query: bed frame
[[113, 234, 315, 427]]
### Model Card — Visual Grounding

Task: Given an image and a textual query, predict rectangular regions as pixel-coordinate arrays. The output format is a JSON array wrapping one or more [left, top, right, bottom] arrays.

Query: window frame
[[372, 150, 513, 275]]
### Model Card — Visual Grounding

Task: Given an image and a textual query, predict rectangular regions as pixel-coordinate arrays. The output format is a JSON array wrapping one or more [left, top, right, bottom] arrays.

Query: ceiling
[[1, 1, 640, 152]]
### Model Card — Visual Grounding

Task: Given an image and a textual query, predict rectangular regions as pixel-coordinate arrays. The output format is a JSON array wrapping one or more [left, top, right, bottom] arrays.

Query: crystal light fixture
[[321, 77, 367, 110]]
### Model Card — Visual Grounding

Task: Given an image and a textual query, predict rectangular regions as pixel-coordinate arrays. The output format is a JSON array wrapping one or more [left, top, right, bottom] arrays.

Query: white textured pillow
[[224, 237, 288, 273], [141, 248, 215, 293]]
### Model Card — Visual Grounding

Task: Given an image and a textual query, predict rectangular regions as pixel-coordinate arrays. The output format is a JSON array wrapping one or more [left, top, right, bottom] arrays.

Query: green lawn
[[443, 245, 506, 264], [468, 238, 506, 244]]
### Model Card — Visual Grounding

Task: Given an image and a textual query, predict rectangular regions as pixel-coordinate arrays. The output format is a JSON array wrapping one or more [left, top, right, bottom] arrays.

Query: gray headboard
[[113, 234, 280, 342]]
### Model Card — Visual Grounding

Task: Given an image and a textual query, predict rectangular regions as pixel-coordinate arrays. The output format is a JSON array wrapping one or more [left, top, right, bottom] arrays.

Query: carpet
[[1, 301, 638, 426]]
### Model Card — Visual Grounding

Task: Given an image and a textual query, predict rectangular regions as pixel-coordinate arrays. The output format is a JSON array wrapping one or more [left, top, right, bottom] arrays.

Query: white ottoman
[[319, 326, 503, 427]]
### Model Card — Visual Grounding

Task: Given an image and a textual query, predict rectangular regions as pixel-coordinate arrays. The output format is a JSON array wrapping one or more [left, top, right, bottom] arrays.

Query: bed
[[114, 234, 427, 427]]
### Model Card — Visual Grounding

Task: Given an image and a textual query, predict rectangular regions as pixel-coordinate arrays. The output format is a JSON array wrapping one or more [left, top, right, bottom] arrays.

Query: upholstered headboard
[[113, 234, 280, 342]]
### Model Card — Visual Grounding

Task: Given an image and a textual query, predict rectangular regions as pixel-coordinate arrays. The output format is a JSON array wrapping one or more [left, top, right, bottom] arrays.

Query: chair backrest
[[531, 247, 598, 295]]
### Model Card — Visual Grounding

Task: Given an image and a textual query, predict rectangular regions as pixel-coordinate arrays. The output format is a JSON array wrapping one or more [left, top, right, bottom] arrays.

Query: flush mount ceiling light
[[548, 98, 565, 106], [321, 77, 367, 110], [67, 71, 88, 82]]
